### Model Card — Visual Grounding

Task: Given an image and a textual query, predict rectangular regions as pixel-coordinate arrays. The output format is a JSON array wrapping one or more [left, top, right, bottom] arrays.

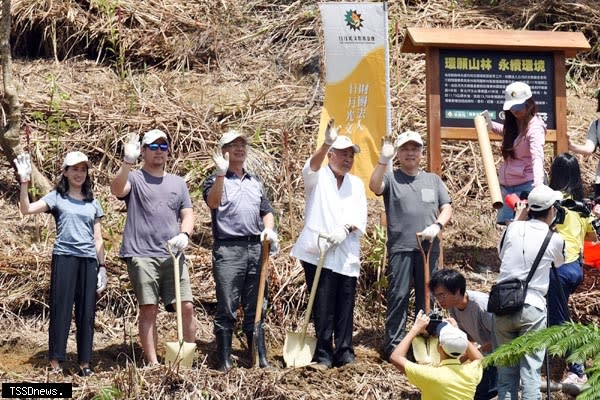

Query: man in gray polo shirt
[[111, 129, 196, 366], [203, 129, 278, 371]]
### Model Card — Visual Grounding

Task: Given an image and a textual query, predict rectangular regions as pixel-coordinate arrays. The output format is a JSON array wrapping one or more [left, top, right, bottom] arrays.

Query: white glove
[[480, 110, 493, 132], [168, 233, 189, 253], [13, 153, 32, 183], [124, 132, 141, 164], [324, 118, 338, 146], [420, 223, 441, 241], [213, 149, 230, 176], [261, 227, 279, 255], [379, 141, 396, 164], [327, 225, 349, 246], [96, 266, 107, 294], [261, 227, 278, 243]]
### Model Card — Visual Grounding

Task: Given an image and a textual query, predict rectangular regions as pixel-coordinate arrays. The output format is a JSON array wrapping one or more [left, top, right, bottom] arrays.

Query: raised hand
[[480, 110, 493, 132], [124, 132, 141, 164], [324, 118, 338, 146], [379, 137, 396, 165], [13, 153, 32, 183], [213, 148, 230, 176]]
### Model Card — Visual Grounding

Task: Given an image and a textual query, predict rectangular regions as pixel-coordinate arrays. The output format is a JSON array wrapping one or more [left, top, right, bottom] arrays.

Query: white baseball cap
[[439, 324, 468, 358], [527, 184, 563, 211], [503, 82, 532, 111], [141, 129, 168, 145], [395, 130, 424, 148], [330, 135, 360, 153], [62, 151, 90, 169], [219, 129, 247, 148]]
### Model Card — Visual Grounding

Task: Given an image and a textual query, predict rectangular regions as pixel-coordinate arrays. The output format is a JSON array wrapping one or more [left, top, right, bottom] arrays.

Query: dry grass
[[1, 0, 599, 398]]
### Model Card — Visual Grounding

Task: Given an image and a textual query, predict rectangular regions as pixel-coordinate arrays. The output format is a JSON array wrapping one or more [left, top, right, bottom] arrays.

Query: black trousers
[[48, 254, 98, 364], [302, 261, 357, 367], [212, 240, 267, 334]]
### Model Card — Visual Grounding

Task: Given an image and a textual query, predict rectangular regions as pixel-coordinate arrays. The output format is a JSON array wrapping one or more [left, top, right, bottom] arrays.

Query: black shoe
[[335, 355, 356, 368], [216, 330, 233, 371], [78, 367, 94, 377]]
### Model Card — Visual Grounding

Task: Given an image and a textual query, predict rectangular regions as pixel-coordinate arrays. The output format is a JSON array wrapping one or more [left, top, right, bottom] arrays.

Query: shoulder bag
[[487, 229, 553, 316]]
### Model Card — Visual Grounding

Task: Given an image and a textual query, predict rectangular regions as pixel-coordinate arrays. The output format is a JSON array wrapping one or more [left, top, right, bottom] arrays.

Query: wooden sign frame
[[400, 28, 590, 174]]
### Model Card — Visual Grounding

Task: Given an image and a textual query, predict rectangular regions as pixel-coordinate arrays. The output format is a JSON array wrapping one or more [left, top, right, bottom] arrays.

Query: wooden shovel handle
[[167, 243, 184, 343], [416, 233, 433, 315], [252, 239, 270, 367], [254, 239, 270, 325], [299, 234, 328, 342], [416, 233, 444, 315]]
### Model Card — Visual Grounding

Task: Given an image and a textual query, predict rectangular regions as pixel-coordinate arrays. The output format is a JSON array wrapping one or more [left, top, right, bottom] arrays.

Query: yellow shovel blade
[[411, 335, 440, 365], [283, 331, 316, 368], [165, 341, 196, 368]]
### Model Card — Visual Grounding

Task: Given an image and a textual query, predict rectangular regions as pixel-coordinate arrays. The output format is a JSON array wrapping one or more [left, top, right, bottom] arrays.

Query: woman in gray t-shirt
[[13, 151, 106, 377]]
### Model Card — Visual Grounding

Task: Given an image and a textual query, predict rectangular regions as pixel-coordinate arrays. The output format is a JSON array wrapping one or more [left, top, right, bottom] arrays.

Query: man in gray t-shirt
[[370, 130, 452, 361], [430, 269, 497, 400], [111, 129, 195, 366]]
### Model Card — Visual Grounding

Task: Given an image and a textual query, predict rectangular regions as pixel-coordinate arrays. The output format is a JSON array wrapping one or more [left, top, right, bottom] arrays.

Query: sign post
[[400, 28, 590, 174]]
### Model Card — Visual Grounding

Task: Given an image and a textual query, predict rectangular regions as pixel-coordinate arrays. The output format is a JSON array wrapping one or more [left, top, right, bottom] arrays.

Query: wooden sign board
[[400, 28, 590, 174]]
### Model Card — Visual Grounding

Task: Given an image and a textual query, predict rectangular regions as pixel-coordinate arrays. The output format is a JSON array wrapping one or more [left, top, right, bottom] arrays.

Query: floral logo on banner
[[345, 10, 363, 31]]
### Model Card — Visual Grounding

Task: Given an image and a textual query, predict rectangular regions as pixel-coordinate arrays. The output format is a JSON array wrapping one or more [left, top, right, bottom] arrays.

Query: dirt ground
[[1, 0, 599, 398]]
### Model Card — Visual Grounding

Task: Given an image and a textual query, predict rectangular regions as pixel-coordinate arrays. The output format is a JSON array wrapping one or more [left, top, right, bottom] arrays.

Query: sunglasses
[[146, 143, 168, 151]]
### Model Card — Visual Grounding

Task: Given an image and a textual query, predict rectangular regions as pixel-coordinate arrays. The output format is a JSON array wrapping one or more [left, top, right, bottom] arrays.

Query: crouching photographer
[[547, 153, 598, 385], [389, 310, 483, 400]]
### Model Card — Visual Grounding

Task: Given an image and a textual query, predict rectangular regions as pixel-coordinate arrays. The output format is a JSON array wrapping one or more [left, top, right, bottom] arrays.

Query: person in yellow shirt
[[548, 153, 595, 385], [390, 310, 483, 400]]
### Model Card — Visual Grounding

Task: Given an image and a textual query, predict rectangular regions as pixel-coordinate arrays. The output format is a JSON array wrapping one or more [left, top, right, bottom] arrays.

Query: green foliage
[[183, 160, 209, 202], [93, 386, 122, 400], [484, 323, 600, 399], [362, 224, 388, 290], [30, 74, 80, 166], [93, 0, 127, 78]]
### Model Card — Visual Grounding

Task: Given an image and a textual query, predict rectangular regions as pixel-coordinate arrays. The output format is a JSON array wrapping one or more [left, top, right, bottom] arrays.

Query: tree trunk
[[0, 0, 51, 193]]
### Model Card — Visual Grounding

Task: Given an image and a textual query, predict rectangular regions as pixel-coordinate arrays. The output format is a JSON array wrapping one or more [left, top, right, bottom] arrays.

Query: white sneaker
[[561, 372, 587, 385]]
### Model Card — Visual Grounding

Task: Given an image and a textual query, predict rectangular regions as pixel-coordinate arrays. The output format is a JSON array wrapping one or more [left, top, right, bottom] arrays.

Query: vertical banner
[[319, 2, 390, 198]]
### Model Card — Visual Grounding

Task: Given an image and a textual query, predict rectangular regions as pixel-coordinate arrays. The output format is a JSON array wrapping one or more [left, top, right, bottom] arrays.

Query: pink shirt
[[492, 115, 546, 187]]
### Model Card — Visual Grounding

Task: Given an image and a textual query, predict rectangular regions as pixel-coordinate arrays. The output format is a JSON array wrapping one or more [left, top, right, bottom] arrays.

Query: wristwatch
[[434, 222, 444, 230]]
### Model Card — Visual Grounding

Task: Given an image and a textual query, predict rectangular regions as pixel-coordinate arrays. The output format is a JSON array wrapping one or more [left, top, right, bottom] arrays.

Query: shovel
[[411, 232, 442, 365], [165, 243, 196, 368], [252, 238, 270, 367], [283, 233, 329, 368]]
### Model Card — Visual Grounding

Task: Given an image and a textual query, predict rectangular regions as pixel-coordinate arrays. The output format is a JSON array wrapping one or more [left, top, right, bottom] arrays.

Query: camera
[[504, 191, 530, 210], [425, 311, 446, 336], [592, 219, 600, 238], [552, 202, 566, 226], [561, 199, 591, 217]]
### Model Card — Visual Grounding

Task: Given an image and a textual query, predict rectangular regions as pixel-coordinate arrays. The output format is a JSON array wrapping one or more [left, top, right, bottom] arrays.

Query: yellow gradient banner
[[318, 3, 390, 198]]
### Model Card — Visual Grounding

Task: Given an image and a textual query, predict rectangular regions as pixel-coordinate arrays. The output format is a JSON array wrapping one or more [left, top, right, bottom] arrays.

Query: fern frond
[[484, 322, 600, 399]]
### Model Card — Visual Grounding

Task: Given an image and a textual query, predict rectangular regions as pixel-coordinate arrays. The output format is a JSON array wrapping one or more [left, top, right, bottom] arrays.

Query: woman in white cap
[[13, 151, 106, 377], [483, 81, 547, 225]]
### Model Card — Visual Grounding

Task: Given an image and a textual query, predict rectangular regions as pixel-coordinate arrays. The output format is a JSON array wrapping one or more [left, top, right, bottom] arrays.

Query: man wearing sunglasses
[[203, 129, 278, 371], [111, 128, 196, 367]]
